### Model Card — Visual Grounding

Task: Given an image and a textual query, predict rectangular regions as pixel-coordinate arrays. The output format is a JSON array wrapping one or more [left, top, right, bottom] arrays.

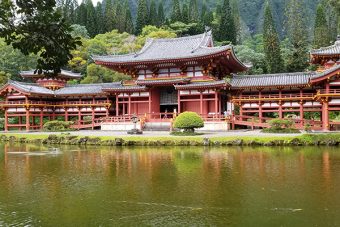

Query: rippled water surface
[[0, 143, 340, 226]]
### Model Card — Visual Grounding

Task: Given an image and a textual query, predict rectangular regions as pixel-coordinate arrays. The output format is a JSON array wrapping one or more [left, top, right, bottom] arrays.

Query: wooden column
[[278, 90, 283, 119], [299, 101, 304, 127], [322, 100, 329, 131], [177, 90, 181, 113], [40, 108, 43, 130], [116, 94, 119, 116], [128, 93, 131, 115], [25, 107, 30, 132], [214, 91, 219, 116], [65, 108, 69, 121], [91, 107, 95, 130], [78, 107, 81, 129], [200, 91, 203, 115], [148, 90, 152, 114], [4, 108, 8, 132], [258, 90, 263, 123]]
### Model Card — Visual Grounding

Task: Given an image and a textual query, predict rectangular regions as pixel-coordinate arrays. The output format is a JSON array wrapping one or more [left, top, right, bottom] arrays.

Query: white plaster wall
[[196, 122, 230, 131]]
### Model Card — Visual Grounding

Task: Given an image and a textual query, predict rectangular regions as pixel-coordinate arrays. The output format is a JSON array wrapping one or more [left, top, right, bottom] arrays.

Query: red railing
[[318, 89, 340, 94], [234, 93, 315, 100]]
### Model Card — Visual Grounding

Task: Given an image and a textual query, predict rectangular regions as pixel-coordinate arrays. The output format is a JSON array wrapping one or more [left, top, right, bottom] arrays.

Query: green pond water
[[0, 143, 340, 226]]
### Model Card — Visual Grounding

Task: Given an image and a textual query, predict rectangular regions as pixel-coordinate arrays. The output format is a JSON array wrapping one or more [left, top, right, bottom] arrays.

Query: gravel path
[[3, 130, 304, 138]]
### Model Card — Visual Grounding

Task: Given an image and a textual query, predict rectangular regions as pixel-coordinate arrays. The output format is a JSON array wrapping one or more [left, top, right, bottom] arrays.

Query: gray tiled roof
[[55, 83, 122, 95], [175, 80, 226, 89], [230, 72, 316, 88], [21, 70, 82, 79], [102, 85, 147, 92], [311, 40, 340, 56], [93, 31, 233, 64], [5, 81, 122, 96], [6, 80, 55, 95]]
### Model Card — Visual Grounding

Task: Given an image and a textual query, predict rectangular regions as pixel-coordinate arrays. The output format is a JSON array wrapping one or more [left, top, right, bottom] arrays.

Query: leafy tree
[[137, 26, 177, 47], [0, 71, 10, 85], [167, 22, 200, 36], [285, 0, 309, 72], [171, 0, 182, 22], [0, 0, 81, 75], [136, 0, 149, 35], [70, 24, 90, 39], [157, 1, 166, 27], [81, 63, 130, 83], [218, 0, 236, 44], [313, 3, 330, 48], [263, 2, 284, 73]]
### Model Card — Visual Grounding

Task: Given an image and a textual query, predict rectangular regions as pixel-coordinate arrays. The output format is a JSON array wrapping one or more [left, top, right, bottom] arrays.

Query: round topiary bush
[[43, 120, 74, 132], [173, 112, 204, 132]]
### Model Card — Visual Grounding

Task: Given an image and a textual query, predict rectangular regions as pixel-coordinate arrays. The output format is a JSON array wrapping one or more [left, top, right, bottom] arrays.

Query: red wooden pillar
[[278, 90, 283, 118], [4, 108, 8, 132], [148, 90, 152, 114], [322, 100, 329, 131], [128, 93, 131, 115], [65, 108, 69, 121], [214, 91, 218, 117], [78, 107, 81, 129], [116, 94, 119, 116], [40, 108, 43, 130], [177, 90, 181, 114], [299, 101, 304, 127], [91, 107, 95, 130], [25, 107, 30, 132], [258, 90, 263, 123], [200, 91, 203, 115]]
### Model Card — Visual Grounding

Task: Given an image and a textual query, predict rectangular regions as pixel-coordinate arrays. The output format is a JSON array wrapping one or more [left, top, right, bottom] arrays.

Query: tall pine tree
[[76, 2, 87, 26], [125, 1, 134, 34], [157, 2, 166, 27], [95, 2, 104, 34], [182, 3, 189, 24], [149, 0, 158, 26], [188, 0, 199, 23], [263, 2, 284, 73], [171, 0, 182, 23], [231, 0, 241, 44], [285, 0, 309, 72], [85, 0, 97, 37], [313, 3, 330, 48], [104, 0, 115, 32], [114, 1, 125, 33], [136, 0, 148, 34], [218, 0, 236, 44]]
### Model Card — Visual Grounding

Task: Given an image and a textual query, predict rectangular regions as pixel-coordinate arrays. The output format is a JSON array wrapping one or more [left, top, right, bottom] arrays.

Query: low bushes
[[43, 121, 74, 132], [262, 119, 300, 133], [173, 112, 204, 133]]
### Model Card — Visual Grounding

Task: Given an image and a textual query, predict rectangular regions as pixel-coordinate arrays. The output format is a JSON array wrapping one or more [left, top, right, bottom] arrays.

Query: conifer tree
[[158, 2, 166, 27], [313, 4, 330, 48], [171, 0, 182, 22], [114, 2, 125, 33], [104, 0, 115, 32], [182, 3, 189, 24], [95, 2, 104, 34], [189, 0, 199, 23], [285, 0, 309, 72], [218, 0, 236, 44], [76, 2, 87, 26], [263, 2, 284, 73], [136, 0, 149, 34], [125, 2, 134, 34], [231, 0, 241, 44], [85, 0, 97, 37], [149, 0, 158, 26]]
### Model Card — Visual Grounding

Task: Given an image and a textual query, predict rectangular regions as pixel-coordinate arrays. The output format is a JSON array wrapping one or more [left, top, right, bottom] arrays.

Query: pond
[[0, 143, 340, 226]]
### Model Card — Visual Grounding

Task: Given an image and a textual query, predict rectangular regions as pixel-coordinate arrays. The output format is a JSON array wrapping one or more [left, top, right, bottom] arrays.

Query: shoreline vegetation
[[1, 133, 340, 147]]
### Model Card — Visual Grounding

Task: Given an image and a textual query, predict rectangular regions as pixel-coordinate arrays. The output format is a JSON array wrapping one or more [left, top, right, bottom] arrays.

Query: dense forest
[[0, 0, 339, 84]]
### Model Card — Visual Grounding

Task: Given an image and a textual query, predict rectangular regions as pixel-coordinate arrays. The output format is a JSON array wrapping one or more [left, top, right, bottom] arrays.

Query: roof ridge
[[233, 71, 316, 78], [151, 33, 205, 43]]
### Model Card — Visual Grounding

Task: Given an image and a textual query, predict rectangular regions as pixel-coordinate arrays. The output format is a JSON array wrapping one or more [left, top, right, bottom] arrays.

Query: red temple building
[[0, 32, 340, 131]]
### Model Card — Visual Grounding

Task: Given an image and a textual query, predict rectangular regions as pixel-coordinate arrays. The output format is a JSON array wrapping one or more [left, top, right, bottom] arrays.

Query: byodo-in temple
[[0, 31, 340, 132]]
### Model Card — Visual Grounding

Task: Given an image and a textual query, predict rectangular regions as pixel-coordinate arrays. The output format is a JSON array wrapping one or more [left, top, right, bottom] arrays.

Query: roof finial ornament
[[336, 35, 340, 45], [205, 26, 211, 33]]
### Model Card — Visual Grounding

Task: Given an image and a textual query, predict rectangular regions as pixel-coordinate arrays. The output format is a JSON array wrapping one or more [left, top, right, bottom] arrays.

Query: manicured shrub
[[43, 121, 74, 132], [0, 118, 4, 130], [173, 112, 204, 132], [263, 118, 300, 133]]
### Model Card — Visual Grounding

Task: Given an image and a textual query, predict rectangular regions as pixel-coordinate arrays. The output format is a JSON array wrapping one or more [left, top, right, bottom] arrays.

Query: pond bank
[[1, 132, 340, 146]]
